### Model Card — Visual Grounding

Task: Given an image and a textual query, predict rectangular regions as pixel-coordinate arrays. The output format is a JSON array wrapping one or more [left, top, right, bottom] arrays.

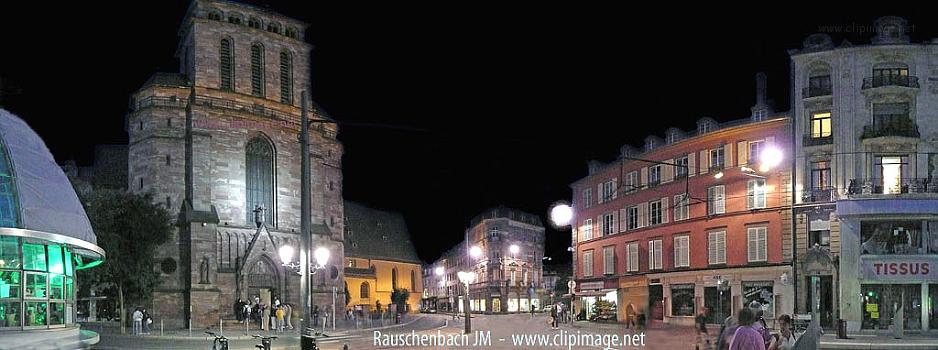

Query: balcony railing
[[862, 75, 920, 89], [345, 266, 377, 277], [861, 118, 920, 139], [803, 187, 836, 202], [847, 178, 938, 196], [802, 86, 832, 98], [803, 134, 833, 146]]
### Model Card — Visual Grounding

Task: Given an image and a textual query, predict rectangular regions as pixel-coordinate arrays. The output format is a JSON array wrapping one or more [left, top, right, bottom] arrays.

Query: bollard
[[160, 319, 164, 337], [220, 318, 223, 336], [246, 318, 249, 335]]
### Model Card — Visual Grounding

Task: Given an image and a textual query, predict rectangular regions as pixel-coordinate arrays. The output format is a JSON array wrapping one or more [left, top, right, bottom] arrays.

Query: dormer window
[[666, 129, 682, 144], [698, 119, 716, 134], [248, 17, 261, 29], [285, 27, 298, 39], [228, 14, 242, 25], [267, 22, 282, 34], [645, 138, 657, 151], [207, 10, 222, 21]]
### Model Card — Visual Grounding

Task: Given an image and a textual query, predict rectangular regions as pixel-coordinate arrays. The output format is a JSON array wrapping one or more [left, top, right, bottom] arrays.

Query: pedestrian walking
[[550, 303, 559, 329], [235, 298, 244, 323], [269, 306, 277, 333], [131, 308, 143, 335], [312, 305, 320, 328], [142, 308, 151, 334], [695, 307, 711, 350], [729, 308, 766, 350], [275, 306, 285, 333], [625, 302, 636, 329]]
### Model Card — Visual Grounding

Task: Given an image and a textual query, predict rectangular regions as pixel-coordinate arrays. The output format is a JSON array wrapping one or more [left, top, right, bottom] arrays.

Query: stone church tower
[[125, 0, 345, 328]]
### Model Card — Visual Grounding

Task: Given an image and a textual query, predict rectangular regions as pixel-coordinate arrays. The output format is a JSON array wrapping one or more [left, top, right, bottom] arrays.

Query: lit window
[[879, 156, 905, 194], [747, 179, 766, 209], [811, 112, 832, 138]]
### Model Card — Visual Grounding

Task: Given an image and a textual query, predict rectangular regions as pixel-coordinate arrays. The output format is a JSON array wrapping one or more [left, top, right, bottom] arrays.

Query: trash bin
[[836, 319, 847, 339], [301, 334, 319, 350]]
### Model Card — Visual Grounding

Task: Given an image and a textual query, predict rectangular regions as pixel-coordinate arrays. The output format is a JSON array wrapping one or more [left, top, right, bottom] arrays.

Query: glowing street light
[[760, 146, 783, 172], [549, 203, 573, 227], [278, 245, 295, 265], [279, 244, 330, 272], [435, 266, 445, 276], [509, 244, 520, 256], [314, 247, 331, 269], [469, 245, 482, 259], [714, 171, 724, 179]]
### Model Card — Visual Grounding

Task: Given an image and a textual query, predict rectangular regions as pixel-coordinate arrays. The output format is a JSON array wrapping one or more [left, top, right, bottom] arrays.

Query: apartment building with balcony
[[791, 16, 938, 333], [569, 76, 794, 326], [425, 207, 546, 314]]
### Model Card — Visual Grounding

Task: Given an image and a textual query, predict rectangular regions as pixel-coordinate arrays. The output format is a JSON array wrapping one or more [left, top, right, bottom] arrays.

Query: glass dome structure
[[0, 109, 104, 347]]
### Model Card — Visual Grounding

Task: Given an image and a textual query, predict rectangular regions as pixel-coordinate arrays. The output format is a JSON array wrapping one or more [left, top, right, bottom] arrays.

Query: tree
[[391, 288, 410, 314], [344, 282, 351, 307], [76, 188, 174, 333]]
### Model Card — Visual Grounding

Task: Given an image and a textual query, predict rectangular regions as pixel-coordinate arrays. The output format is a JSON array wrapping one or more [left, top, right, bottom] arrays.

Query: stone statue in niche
[[199, 257, 210, 284]]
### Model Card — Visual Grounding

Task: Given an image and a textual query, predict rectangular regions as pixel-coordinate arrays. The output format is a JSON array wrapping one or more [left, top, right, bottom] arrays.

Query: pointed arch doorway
[[246, 256, 282, 311]]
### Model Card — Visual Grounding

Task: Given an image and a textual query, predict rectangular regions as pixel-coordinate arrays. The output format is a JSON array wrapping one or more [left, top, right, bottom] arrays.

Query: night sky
[[1, 3, 934, 265]]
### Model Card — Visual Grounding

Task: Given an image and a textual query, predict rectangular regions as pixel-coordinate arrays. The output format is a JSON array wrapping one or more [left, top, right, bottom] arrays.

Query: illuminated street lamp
[[469, 245, 482, 259], [435, 266, 445, 276], [509, 244, 520, 256], [759, 146, 783, 172], [549, 203, 573, 227], [457, 271, 476, 334], [279, 244, 330, 274]]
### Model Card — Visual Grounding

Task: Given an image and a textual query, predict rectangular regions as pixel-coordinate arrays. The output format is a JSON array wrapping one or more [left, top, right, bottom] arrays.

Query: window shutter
[[699, 150, 709, 174], [737, 141, 749, 166], [724, 143, 734, 168], [661, 196, 669, 224], [688, 152, 696, 177], [662, 159, 674, 183], [612, 178, 618, 199], [619, 208, 627, 233], [597, 215, 603, 236], [747, 180, 755, 209], [638, 202, 647, 228], [611, 212, 618, 233], [708, 233, 716, 264], [748, 230, 756, 262], [640, 167, 648, 188], [759, 229, 767, 261], [597, 183, 603, 204]]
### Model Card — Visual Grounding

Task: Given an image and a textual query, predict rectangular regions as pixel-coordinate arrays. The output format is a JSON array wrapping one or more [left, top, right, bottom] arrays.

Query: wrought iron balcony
[[345, 266, 377, 277], [862, 75, 919, 89], [803, 134, 833, 146], [802, 86, 832, 98], [847, 178, 938, 196], [802, 187, 836, 203], [861, 118, 920, 139]]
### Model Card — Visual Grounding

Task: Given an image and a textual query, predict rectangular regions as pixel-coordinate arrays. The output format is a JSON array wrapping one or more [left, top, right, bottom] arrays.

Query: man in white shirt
[[132, 308, 144, 335]]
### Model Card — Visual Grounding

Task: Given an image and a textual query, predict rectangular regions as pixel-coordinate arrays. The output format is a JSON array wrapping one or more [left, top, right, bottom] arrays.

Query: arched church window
[[246, 136, 274, 226]]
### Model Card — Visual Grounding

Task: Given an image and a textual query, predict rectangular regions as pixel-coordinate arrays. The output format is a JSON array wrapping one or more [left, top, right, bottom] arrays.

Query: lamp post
[[509, 244, 522, 313], [457, 271, 475, 334], [434, 266, 445, 312]]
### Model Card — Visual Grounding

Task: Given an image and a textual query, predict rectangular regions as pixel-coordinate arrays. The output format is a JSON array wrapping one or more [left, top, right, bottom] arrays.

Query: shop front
[[651, 265, 792, 327], [857, 255, 936, 332], [618, 276, 648, 324], [575, 280, 618, 322]]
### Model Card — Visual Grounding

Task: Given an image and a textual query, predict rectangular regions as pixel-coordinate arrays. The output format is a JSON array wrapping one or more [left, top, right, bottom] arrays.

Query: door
[[705, 287, 731, 324], [649, 285, 663, 320]]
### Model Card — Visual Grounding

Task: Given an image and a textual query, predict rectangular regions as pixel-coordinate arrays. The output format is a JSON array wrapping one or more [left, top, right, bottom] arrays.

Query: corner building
[[126, 0, 345, 328], [570, 80, 794, 326]]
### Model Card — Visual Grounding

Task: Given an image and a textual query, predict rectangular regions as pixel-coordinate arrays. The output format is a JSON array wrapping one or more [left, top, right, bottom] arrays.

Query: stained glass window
[[245, 137, 274, 225]]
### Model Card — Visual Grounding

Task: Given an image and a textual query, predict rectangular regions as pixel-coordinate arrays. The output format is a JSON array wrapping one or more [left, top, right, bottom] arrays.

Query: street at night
[[4, 1, 938, 349]]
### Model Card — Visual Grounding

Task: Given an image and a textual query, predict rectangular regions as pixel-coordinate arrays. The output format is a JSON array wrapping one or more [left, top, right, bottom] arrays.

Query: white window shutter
[[638, 202, 647, 228], [611, 178, 618, 199], [699, 150, 709, 174], [661, 196, 669, 224], [724, 143, 734, 168], [597, 215, 603, 236], [597, 183, 603, 204], [737, 141, 749, 166], [611, 211, 618, 233], [619, 208, 627, 233], [640, 167, 648, 188], [687, 152, 696, 177], [662, 159, 673, 183]]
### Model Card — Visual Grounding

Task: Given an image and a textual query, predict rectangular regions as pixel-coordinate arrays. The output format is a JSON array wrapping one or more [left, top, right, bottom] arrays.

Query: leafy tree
[[344, 282, 351, 306], [76, 188, 174, 333], [391, 288, 410, 314]]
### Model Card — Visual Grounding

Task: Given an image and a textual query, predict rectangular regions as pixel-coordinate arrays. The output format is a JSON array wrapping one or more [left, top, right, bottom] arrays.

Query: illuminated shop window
[[23, 243, 46, 271]]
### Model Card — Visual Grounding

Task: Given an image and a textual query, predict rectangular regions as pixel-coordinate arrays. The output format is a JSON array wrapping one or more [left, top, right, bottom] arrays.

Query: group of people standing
[[235, 296, 288, 333], [131, 307, 152, 335], [549, 302, 575, 329], [695, 301, 803, 350]]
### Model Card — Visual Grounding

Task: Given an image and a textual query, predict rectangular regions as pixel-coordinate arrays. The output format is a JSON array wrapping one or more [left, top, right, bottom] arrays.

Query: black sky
[[1, 3, 934, 265]]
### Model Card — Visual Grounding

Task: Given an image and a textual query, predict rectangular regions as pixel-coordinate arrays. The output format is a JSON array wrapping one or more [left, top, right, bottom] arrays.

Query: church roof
[[0, 109, 102, 257], [141, 72, 190, 89], [343, 201, 421, 264]]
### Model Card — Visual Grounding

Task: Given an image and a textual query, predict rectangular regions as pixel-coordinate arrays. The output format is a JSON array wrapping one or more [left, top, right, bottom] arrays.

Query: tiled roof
[[344, 201, 421, 264], [142, 73, 190, 88]]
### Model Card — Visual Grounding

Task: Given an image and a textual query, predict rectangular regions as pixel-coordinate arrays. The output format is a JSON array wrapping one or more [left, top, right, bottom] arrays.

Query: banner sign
[[860, 255, 938, 282]]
